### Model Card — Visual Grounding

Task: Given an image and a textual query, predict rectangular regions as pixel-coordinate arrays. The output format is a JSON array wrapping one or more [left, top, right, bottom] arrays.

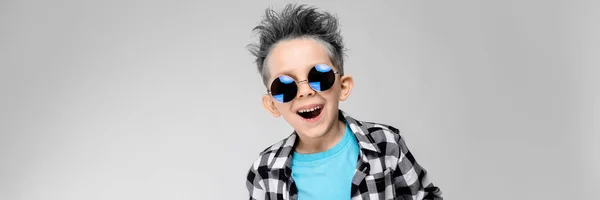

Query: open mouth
[[297, 105, 323, 120]]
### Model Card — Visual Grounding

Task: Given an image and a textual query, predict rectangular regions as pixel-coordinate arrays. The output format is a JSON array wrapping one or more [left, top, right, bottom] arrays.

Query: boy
[[245, 4, 442, 200]]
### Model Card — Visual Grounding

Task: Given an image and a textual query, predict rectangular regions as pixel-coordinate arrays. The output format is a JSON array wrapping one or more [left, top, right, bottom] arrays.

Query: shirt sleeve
[[246, 164, 268, 200], [393, 134, 443, 200]]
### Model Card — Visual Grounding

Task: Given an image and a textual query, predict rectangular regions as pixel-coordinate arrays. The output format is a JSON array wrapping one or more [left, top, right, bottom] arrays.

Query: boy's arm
[[246, 165, 268, 200], [393, 134, 443, 200]]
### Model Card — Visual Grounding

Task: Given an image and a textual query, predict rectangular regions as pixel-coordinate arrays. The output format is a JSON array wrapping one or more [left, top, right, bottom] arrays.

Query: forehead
[[265, 38, 332, 78]]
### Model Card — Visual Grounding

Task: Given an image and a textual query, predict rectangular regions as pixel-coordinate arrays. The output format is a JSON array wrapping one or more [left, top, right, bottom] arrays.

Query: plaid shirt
[[246, 110, 442, 200]]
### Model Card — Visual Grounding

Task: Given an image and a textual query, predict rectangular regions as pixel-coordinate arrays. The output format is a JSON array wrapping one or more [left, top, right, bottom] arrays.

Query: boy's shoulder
[[345, 115, 403, 143], [258, 134, 294, 156], [248, 132, 297, 172], [352, 119, 401, 137]]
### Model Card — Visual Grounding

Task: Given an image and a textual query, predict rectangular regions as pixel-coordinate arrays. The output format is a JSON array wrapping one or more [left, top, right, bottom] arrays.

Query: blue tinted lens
[[308, 64, 336, 92], [270, 75, 297, 103]]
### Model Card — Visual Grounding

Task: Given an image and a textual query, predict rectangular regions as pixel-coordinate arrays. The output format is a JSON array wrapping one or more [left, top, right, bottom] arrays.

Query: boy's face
[[262, 38, 354, 139]]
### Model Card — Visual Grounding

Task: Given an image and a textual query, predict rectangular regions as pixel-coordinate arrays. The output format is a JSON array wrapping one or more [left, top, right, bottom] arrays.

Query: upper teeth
[[298, 106, 321, 113]]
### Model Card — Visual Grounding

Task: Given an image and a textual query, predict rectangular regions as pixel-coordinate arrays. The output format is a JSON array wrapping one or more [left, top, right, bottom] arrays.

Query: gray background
[[1, 0, 598, 199]]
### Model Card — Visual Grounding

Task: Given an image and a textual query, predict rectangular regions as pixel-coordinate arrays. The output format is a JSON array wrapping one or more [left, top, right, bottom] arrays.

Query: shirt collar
[[268, 109, 381, 170]]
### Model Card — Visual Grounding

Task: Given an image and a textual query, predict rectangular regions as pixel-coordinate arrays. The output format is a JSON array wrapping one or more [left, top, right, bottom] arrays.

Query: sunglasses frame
[[266, 64, 341, 103]]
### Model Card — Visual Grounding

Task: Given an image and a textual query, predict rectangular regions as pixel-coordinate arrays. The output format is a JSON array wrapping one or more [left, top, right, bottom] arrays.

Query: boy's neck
[[294, 120, 346, 154]]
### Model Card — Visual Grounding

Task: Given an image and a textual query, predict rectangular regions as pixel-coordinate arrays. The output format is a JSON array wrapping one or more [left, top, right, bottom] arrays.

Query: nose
[[296, 79, 315, 99]]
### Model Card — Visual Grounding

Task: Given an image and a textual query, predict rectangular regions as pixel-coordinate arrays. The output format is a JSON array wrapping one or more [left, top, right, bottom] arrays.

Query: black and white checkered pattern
[[246, 110, 443, 200]]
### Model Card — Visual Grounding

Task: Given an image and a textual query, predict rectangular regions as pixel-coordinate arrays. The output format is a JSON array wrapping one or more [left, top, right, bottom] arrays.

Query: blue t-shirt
[[291, 123, 360, 199]]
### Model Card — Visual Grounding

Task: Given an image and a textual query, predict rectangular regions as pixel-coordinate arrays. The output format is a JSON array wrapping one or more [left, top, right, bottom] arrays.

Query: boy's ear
[[262, 94, 281, 117], [339, 75, 354, 101]]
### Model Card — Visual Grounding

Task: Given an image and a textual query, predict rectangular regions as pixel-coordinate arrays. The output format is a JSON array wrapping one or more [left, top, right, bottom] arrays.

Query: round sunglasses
[[267, 64, 340, 103]]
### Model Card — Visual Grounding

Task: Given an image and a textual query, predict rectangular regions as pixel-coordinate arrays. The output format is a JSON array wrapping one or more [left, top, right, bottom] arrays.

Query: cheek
[[274, 103, 291, 113], [324, 86, 342, 100]]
